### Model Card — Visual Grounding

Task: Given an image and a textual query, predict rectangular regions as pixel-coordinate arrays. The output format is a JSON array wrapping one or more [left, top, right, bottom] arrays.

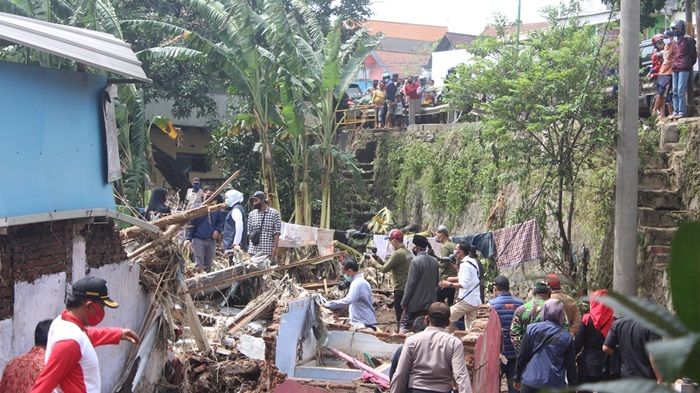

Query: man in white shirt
[[438, 242, 482, 330], [185, 178, 203, 209], [324, 260, 377, 329]]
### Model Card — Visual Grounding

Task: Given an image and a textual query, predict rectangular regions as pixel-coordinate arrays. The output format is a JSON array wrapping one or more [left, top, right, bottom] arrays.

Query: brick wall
[[0, 219, 127, 320], [0, 221, 74, 319], [82, 222, 127, 269]]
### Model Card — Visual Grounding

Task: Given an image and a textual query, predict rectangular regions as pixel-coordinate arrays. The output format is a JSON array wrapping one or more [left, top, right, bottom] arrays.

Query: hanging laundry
[[279, 222, 318, 248], [451, 232, 496, 259], [492, 219, 543, 269], [316, 228, 335, 257]]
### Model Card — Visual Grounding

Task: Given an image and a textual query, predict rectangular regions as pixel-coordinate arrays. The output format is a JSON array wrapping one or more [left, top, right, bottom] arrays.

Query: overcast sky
[[369, 0, 609, 35]]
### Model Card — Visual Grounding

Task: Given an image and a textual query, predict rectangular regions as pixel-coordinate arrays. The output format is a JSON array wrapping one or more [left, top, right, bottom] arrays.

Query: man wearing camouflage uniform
[[509, 280, 552, 352]]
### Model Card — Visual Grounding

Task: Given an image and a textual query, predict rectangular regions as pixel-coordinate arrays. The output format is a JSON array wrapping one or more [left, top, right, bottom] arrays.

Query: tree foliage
[[445, 2, 618, 281], [601, 0, 667, 31]]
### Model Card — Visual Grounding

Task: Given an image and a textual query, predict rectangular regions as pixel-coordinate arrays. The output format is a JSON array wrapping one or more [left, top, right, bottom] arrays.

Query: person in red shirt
[[0, 319, 53, 393], [403, 76, 422, 126], [648, 34, 666, 118], [31, 277, 139, 393]]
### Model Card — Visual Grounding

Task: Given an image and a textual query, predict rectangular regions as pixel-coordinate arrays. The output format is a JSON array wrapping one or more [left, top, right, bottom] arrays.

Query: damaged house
[[0, 12, 154, 392]]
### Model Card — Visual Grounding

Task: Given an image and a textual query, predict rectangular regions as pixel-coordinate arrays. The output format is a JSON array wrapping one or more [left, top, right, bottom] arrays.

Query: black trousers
[[393, 290, 404, 329], [519, 385, 541, 393], [436, 286, 456, 306]]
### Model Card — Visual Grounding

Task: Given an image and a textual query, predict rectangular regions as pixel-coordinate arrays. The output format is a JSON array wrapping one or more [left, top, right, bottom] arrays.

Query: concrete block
[[638, 208, 687, 228], [661, 123, 680, 144], [639, 169, 672, 191], [640, 226, 677, 247], [638, 190, 683, 210]]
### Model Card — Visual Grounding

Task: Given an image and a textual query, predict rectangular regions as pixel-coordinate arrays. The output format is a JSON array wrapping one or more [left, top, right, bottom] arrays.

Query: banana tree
[[300, 18, 377, 228], [122, 0, 284, 210]]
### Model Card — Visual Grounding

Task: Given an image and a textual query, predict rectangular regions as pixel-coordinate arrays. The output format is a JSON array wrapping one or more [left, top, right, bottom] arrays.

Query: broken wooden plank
[[178, 275, 212, 354], [301, 281, 339, 290], [127, 224, 180, 259], [186, 252, 347, 295]]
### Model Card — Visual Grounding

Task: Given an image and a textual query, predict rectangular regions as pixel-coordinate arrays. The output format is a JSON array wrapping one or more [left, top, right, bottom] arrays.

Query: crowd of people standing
[[649, 19, 698, 120], [369, 72, 438, 128]]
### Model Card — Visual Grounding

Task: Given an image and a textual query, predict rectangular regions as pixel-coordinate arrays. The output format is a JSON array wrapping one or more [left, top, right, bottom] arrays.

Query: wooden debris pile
[[186, 354, 286, 393]]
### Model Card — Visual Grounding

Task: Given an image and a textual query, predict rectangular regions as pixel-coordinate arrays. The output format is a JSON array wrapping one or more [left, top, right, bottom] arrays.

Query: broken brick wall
[[0, 220, 127, 320], [0, 221, 74, 320], [82, 222, 127, 269]]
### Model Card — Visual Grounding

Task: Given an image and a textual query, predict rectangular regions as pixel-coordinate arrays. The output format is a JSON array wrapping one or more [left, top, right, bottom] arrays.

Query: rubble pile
[[186, 355, 285, 393]]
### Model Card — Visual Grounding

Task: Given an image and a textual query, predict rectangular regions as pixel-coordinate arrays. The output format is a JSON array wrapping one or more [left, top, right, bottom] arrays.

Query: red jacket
[[672, 36, 697, 72], [649, 49, 663, 78], [404, 82, 421, 99]]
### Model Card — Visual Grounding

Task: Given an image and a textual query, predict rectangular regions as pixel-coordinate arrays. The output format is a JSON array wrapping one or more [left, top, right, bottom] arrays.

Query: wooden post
[[178, 275, 211, 354]]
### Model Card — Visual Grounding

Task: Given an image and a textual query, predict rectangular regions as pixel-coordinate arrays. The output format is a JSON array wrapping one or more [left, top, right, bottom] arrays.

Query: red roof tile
[[364, 20, 448, 42], [481, 21, 550, 37], [373, 50, 431, 77]]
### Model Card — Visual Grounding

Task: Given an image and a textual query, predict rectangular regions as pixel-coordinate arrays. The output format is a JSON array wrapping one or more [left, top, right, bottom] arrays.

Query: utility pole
[[687, 1, 695, 114], [614, 0, 639, 296], [516, 0, 522, 48]]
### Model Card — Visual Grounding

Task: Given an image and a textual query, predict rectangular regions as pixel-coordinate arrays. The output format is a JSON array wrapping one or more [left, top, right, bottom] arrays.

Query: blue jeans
[[672, 70, 690, 115]]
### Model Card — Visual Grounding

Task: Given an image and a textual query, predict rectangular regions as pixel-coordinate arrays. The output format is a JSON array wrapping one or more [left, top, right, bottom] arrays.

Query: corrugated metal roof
[[0, 12, 150, 82]]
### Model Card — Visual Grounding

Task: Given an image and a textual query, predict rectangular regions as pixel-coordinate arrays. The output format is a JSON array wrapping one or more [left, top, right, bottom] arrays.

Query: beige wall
[[150, 125, 224, 188]]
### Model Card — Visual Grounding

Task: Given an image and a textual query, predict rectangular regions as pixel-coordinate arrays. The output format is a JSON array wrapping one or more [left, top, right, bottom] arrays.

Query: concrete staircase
[[341, 140, 378, 227], [638, 122, 689, 274]]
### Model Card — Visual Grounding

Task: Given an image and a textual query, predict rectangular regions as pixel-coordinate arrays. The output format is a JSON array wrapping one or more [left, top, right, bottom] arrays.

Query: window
[[176, 152, 210, 173]]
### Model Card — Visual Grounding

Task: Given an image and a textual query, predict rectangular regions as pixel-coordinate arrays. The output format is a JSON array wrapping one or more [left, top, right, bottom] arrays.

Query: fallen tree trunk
[[121, 203, 227, 239]]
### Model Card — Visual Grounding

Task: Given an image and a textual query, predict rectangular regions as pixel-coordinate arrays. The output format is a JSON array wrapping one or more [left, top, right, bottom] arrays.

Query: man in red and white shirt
[[31, 277, 139, 393]]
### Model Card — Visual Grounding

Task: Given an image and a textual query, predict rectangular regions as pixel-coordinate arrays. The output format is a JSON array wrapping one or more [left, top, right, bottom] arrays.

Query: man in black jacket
[[400, 234, 439, 333]]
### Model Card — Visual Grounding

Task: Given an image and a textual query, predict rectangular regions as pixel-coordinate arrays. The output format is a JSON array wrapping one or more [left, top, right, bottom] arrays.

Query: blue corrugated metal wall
[[0, 61, 115, 218]]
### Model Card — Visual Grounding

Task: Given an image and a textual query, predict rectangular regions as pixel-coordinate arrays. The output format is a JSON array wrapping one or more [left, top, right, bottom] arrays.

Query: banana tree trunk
[[259, 128, 280, 212], [320, 151, 333, 229]]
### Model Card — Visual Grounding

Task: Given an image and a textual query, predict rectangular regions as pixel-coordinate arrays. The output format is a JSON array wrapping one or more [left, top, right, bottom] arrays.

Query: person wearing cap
[[0, 319, 53, 393], [31, 277, 139, 393], [488, 275, 524, 393], [369, 229, 412, 329], [324, 260, 377, 329], [435, 225, 457, 306], [547, 273, 581, 335], [223, 189, 248, 254], [246, 191, 281, 258], [439, 242, 482, 331], [185, 178, 204, 209], [390, 302, 472, 393], [510, 280, 553, 352], [400, 234, 439, 333]]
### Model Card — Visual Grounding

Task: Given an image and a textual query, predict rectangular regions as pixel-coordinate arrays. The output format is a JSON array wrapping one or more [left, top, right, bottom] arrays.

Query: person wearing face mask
[[439, 242, 482, 331], [246, 191, 281, 259], [670, 19, 697, 119], [31, 277, 139, 393], [223, 189, 248, 255], [323, 260, 377, 329], [369, 229, 412, 329], [185, 178, 204, 209]]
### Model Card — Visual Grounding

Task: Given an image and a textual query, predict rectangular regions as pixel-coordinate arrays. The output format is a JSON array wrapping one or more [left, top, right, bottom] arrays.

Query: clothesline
[[280, 219, 543, 269]]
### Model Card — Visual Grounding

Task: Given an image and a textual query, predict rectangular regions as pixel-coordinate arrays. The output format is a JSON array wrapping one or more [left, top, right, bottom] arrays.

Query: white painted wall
[[71, 235, 86, 283], [90, 261, 149, 393], [431, 49, 472, 88], [0, 318, 13, 370], [12, 273, 67, 357]]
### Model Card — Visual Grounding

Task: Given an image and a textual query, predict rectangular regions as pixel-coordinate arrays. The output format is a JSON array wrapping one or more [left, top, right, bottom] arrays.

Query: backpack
[[688, 37, 698, 66]]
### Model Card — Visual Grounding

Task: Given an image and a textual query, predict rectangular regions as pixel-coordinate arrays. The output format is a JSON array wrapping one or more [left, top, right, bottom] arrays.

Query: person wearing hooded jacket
[[223, 189, 248, 253], [576, 289, 618, 385], [144, 187, 171, 221], [515, 299, 577, 393]]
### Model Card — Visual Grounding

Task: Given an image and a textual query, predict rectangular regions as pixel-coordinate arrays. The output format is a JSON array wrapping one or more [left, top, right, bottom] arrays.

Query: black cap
[[250, 191, 266, 201], [72, 277, 118, 308], [494, 275, 510, 289], [412, 234, 429, 249]]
